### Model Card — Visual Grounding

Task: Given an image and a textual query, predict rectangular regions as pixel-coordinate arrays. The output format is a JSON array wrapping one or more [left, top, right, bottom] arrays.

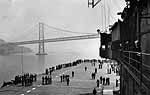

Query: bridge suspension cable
[[13, 23, 39, 41], [44, 23, 95, 35]]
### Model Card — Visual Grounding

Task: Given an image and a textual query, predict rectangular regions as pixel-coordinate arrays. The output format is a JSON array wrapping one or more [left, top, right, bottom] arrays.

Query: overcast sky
[[0, 0, 126, 58], [0, 0, 125, 41]]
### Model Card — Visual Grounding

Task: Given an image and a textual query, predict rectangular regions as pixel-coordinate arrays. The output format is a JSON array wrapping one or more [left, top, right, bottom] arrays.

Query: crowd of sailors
[[107, 62, 120, 75], [1, 73, 37, 88], [89, 59, 120, 89], [44, 58, 120, 89], [45, 59, 83, 76], [44, 58, 120, 88], [90, 60, 111, 87], [1, 58, 120, 91], [92, 59, 120, 95], [42, 75, 52, 85], [43, 59, 84, 86], [98, 76, 110, 86], [14, 73, 37, 86], [60, 74, 70, 86], [42, 59, 104, 86]]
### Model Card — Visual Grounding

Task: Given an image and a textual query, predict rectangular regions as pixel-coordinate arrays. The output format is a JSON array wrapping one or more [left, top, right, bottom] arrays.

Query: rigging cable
[[101, 2, 104, 32], [108, 0, 110, 27], [103, 0, 107, 32]]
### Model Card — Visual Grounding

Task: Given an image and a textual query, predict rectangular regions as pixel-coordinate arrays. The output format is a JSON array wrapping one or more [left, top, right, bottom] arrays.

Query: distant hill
[[0, 39, 33, 55], [0, 39, 5, 44]]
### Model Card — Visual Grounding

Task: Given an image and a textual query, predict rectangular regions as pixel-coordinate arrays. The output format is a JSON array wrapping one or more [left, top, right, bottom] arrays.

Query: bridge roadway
[[3, 34, 99, 45]]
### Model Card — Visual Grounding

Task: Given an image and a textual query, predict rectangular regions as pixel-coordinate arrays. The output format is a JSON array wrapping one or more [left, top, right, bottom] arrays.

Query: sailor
[[62, 74, 65, 82], [47, 76, 49, 84], [95, 68, 97, 74], [91, 73, 94, 79], [50, 76, 52, 84], [99, 64, 101, 69], [85, 66, 87, 71], [72, 71, 74, 78], [35, 74, 37, 81], [93, 73, 96, 79], [100, 76, 103, 84], [116, 79, 118, 87], [45, 69, 49, 75], [60, 75, 63, 82], [108, 77, 110, 85], [45, 76, 47, 85], [106, 77, 108, 85], [49, 68, 52, 75], [96, 79, 100, 87], [93, 62, 95, 66], [102, 77, 105, 85], [42, 76, 44, 85], [109, 68, 110, 74], [93, 88, 97, 95], [66, 77, 70, 86], [21, 75, 24, 86]]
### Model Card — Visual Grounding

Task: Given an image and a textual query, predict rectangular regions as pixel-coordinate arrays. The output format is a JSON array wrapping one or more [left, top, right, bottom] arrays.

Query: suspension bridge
[[2, 22, 99, 55]]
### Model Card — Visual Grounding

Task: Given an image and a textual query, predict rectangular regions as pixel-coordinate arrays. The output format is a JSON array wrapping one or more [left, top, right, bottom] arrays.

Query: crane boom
[[88, 0, 102, 8]]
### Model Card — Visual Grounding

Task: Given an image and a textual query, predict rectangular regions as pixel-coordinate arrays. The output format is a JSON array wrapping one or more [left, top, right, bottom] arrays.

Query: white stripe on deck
[[103, 89, 113, 92], [20, 94, 24, 95], [32, 88, 36, 90], [97, 90, 102, 92], [26, 90, 31, 93]]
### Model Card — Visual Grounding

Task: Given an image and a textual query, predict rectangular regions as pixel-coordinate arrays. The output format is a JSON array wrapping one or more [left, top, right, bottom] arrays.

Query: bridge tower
[[36, 22, 47, 55]]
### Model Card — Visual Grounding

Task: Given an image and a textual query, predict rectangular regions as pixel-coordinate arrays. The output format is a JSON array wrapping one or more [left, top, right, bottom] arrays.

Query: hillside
[[0, 39, 32, 55]]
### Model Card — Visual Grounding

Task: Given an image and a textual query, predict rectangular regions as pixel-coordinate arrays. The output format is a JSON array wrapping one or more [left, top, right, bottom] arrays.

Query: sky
[[0, 0, 126, 58]]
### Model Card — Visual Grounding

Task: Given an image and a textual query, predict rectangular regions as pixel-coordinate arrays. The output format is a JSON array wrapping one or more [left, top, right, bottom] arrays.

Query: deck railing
[[121, 50, 150, 89]]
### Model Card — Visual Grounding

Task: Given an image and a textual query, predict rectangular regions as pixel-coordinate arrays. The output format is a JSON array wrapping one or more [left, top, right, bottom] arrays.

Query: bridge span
[[4, 34, 99, 46], [2, 22, 100, 55]]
